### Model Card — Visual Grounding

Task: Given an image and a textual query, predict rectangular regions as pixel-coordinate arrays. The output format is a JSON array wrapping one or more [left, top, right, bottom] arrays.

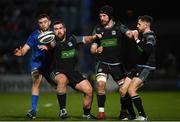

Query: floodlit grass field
[[0, 91, 180, 121]]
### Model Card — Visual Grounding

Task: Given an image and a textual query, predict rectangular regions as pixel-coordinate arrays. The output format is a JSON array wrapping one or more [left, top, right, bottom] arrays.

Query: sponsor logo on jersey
[[61, 48, 76, 59], [101, 37, 118, 47]]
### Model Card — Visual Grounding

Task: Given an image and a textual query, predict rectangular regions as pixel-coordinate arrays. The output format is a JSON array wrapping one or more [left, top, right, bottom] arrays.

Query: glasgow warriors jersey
[[92, 22, 129, 63], [52, 34, 83, 71], [136, 31, 156, 68]]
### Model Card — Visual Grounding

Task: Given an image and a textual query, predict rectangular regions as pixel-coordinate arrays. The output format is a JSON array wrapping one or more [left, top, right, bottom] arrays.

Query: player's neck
[[60, 35, 66, 42], [144, 28, 151, 33], [105, 20, 114, 29]]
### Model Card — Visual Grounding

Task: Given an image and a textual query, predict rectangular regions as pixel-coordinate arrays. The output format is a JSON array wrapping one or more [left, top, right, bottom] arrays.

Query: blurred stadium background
[[0, 0, 180, 121]]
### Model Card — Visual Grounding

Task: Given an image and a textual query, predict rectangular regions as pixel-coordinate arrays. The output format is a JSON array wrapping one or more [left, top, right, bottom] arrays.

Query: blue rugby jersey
[[26, 29, 51, 70]]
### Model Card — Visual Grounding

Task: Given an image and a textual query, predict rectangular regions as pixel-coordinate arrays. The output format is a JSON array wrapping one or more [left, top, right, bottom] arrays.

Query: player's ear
[[49, 20, 51, 26]]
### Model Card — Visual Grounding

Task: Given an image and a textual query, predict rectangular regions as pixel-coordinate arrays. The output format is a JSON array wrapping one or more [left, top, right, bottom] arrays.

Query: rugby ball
[[38, 31, 55, 44]]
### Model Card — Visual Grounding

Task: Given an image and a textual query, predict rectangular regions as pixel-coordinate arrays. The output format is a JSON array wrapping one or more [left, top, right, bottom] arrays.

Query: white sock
[[99, 107, 104, 112]]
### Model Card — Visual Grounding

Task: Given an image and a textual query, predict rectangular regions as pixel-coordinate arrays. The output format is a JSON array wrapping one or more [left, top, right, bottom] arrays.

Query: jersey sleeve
[[92, 25, 99, 35], [137, 35, 156, 54], [26, 34, 35, 48], [72, 35, 84, 44], [118, 24, 129, 34], [91, 25, 101, 46]]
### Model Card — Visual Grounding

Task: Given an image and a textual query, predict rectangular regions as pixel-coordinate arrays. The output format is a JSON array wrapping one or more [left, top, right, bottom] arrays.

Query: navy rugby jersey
[[52, 34, 83, 71], [92, 22, 129, 63], [136, 31, 156, 68]]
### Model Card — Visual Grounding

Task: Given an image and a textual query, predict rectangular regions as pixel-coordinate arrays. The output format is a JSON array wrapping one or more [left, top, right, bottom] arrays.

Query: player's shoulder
[[115, 21, 122, 26], [144, 31, 156, 39], [114, 21, 124, 29], [144, 31, 157, 45], [93, 24, 103, 32], [66, 33, 76, 43], [30, 29, 40, 38]]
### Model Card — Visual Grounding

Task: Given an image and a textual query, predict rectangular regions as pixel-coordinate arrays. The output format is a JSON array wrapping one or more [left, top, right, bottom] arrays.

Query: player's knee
[[97, 81, 105, 89], [55, 74, 67, 85], [32, 78, 42, 88], [31, 71, 42, 86], [96, 73, 107, 82], [128, 86, 136, 96], [57, 79, 67, 85], [119, 87, 127, 97], [85, 86, 93, 96]]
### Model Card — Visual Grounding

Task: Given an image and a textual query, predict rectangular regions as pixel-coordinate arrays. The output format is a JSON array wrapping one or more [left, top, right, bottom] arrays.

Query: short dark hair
[[38, 13, 50, 20], [99, 5, 114, 19], [138, 15, 153, 23], [52, 20, 66, 27]]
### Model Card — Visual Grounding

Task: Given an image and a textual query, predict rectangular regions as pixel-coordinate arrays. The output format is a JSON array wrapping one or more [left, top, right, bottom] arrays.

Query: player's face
[[99, 13, 110, 26], [38, 17, 51, 32], [53, 23, 66, 39], [137, 19, 147, 33]]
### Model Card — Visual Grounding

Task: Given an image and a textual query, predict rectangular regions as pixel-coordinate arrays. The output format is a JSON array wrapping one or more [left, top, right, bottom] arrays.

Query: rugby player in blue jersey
[[14, 13, 55, 119]]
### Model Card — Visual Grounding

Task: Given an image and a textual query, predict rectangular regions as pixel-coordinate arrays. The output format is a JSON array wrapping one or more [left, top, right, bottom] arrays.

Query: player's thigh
[[120, 77, 131, 92], [129, 77, 143, 91]]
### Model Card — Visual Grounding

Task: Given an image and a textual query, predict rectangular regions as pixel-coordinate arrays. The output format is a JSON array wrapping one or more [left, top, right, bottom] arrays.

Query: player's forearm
[[90, 44, 98, 54], [84, 35, 97, 43], [21, 44, 30, 55]]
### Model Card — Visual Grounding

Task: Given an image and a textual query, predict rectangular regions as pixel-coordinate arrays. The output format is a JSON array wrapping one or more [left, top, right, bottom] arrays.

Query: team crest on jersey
[[112, 30, 116, 35], [101, 32, 104, 35], [68, 42, 73, 47]]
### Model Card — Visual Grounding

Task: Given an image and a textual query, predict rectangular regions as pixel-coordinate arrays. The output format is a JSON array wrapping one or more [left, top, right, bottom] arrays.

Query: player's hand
[[38, 45, 48, 50], [95, 34, 102, 39], [132, 30, 139, 40], [14, 46, 23, 56], [92, 34, 102, 40], [96, 46, 103, 53]]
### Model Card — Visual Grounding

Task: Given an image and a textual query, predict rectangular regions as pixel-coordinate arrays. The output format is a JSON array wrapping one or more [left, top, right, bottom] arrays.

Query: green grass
[[0, 91, 180, 121]]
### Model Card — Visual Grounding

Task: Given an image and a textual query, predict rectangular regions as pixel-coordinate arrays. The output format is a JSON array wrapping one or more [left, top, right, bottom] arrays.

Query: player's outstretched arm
[[84, 34, 102, 43], [14, 44, 30, 56]]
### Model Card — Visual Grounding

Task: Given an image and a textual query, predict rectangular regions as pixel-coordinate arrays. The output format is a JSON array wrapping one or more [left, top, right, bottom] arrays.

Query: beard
[[55, 34, 65, 41], [100, 20, 109, 26]]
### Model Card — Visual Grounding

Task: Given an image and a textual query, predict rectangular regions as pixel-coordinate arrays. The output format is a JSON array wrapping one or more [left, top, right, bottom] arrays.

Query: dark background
[[0, 0, 180, 80]]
